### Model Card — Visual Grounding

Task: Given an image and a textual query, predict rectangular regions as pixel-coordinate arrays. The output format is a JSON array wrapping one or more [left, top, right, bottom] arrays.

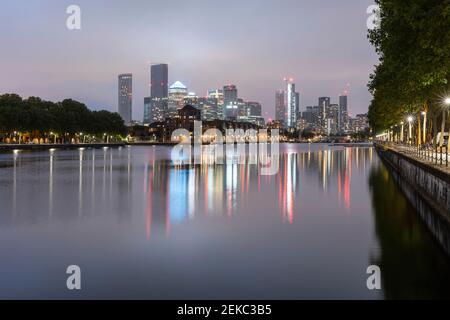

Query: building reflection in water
[[143, 145, 373, 237], [12, 151, 19, 218], [49, 149, 54, 217], [3, 145, 374, 238], [3, 145, 450, 299]]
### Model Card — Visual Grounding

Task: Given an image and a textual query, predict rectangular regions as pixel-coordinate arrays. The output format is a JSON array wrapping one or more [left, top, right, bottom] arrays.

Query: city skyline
[[0, 0, 378, 121], [123, 68, 362, 127]]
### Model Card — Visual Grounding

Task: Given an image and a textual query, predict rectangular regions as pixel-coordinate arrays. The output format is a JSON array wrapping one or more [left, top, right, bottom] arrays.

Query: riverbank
[[329, 142, 373, 147], [375, 142, 450, 255], [1, 141, 373, 151], [0, 142, 126, 152]]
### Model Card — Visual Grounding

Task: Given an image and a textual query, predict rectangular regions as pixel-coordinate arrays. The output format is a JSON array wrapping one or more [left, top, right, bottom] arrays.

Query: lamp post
[[79, 132, 86, 144], [446, 98, 450, 148], [50, 132, 57, 144], [421, 111, 427, 144], [407, 116, 414, 144], [400, 122, 404, 143]]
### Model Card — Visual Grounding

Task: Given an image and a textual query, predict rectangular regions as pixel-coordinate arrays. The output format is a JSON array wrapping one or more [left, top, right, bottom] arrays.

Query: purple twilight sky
[[0, 0, 379, 121]]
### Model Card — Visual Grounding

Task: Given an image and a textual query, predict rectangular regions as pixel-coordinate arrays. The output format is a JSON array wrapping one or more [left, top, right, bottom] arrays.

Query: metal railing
[[377, 141, 449, 167]]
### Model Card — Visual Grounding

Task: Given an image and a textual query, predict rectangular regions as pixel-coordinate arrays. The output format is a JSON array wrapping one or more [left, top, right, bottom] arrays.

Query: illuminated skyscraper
[[151, 64, 168, 99], [143, 97, 151, 124], [184, 92, 199, 107], [318, 96, 330, 132], [118, 73, 132, 125], [328, 103, 339, 134], [169, 81, 188, 110], [275, 89, 285, 124], [145, 64, 169, 123], [208, 89, 224, 102], [208, 89, 224, 119], [223, 84, 238, 119], [198, 97, 219, 121], [285, 79, 299, 128], [339, 94, 349, 133]]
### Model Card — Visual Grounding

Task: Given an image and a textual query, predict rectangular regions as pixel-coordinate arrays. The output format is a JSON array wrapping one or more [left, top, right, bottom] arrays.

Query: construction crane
[[342, 83, 351, 96], [146, 61, 168, 66]]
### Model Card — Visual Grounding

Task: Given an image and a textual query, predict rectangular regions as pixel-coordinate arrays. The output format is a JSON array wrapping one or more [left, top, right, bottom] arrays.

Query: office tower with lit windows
[[302, 106, 319, 127], [143, 97, 151, 124], [275, 89, 285, 124], [247, 101, 262, 117], [118, 73, 132, 125], [318, 96, 330, 132], [285, 79, 299, 129], [339, 94, 349, 133], [208, 89, 224, 102], [223, 84, 238, 119], [198, 97, 219, 121], [184, 92, 199, 107], [208, 89, 224, 120], [146, 64, 169, 124], [151, 64, 168, 98], [168, 81, 188, 115], [328, 103, 339, 134]]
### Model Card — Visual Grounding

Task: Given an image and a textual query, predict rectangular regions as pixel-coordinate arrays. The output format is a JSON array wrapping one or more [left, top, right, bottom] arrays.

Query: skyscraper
[[208, 89, 224, 120], [118, 73, 132, 125], [275, 89, 285, 124], [247, 101, 262, 117], [145, 64, 169, 124], [318, 97, 330, 132], [223, 84, 238, 119], [285, 79, 299, 129], [339, 94, 348, 133], [143, 97, 151, 124], [302, 106, 318, 127], [328, 103, 339, 134], [169, 81, 188, 112], [198, 97, 219, 121], [151, 64, 168, 98]]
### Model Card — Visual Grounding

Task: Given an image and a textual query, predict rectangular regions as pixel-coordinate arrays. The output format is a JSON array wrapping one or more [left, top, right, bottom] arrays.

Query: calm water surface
[[0, 144, 450, 299]]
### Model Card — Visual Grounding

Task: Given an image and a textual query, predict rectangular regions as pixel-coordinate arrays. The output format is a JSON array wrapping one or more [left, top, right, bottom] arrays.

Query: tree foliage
[[0, 94, 127, 139], [368, 0, 450, 134]]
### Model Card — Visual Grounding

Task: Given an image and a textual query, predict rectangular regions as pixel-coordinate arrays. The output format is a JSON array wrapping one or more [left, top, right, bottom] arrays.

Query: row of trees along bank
[[0, 94, 127, 144]]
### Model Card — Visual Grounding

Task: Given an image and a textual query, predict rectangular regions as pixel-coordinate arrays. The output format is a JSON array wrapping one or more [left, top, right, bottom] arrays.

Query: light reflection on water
[[0, 144, 449, 299]]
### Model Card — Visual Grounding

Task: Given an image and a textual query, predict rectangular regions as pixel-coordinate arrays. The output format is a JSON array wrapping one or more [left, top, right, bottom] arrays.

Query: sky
[[0, 0, 379, 121]]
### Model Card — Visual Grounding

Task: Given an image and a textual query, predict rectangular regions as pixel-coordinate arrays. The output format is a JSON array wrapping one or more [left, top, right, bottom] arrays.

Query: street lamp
[[421, 111, 427, 143], [79, 132, 87, 144], [445, 98, 450, 147], [400, 122, 404, 143], [407, 116, 414, 144], [50, 132, 57, 144]]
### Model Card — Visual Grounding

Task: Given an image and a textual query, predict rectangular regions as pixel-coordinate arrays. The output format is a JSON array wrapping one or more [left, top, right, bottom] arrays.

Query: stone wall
[[375, 144, 450, 255]]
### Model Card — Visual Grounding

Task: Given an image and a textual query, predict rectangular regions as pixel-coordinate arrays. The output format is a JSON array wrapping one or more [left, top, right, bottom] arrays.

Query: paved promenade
[[376, 142, 450, 176]]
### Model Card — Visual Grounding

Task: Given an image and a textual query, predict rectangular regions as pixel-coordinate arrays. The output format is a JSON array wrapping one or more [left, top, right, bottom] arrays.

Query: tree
[[368, 0, 450, 144]]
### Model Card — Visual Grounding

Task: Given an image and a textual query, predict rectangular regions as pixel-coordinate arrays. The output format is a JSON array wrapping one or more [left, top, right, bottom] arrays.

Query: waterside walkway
[[376, 142, 450, 177]]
